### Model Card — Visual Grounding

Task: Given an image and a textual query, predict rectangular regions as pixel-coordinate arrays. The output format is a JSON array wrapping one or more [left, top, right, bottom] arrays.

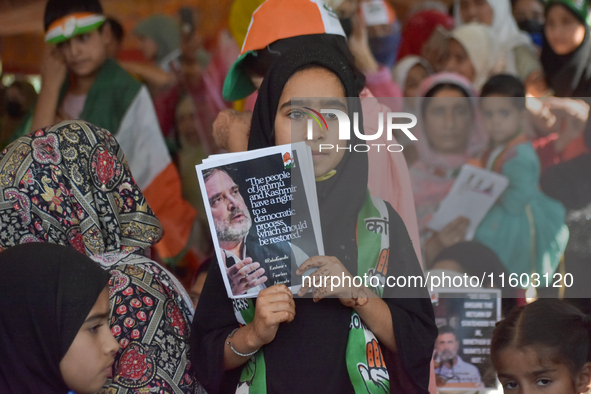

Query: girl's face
[[405, 64, 430, 98], [481, 96, 523, 147], [424, 87, 473, 154], [459, 0, 494, 25], [444, 39, 476, 84], [495, 346, 591, 394], [275, 67, 348, 177], [60, 287, 119, 394], [545, 5, 586, 55]]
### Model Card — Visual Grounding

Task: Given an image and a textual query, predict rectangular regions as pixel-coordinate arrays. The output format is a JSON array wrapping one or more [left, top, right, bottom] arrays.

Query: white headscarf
[[453, 0, 534, 75], [392, 55, 434, 91], [450, 22, 500, 91]]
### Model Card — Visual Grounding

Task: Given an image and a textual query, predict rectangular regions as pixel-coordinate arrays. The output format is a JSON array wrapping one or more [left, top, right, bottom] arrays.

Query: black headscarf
[[541, 4, 591, 97], [0, 243, 110, 393], [248, 43, 368, 271]]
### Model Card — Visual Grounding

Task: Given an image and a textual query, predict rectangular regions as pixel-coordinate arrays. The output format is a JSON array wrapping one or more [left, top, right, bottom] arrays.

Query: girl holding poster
[[191, 44, 436, 394]]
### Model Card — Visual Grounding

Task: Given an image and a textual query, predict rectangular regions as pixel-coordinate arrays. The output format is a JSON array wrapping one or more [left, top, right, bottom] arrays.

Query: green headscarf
[[547, 0, 590, 25], [134, 14, 180, 64]]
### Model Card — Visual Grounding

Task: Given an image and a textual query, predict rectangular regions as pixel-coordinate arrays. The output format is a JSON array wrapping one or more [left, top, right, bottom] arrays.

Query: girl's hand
[[347, 14, 380, 73], [248, 285, 295, 347], [41, 46, 67, 90], [296, 256, 376, 306]]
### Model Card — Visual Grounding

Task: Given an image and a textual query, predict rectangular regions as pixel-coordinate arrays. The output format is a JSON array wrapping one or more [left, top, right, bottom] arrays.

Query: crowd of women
[[1, 0, 591, 393]]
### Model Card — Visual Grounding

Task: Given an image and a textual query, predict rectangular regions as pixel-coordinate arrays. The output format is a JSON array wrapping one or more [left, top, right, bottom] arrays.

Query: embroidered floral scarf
[[0, 120, 163, 254]]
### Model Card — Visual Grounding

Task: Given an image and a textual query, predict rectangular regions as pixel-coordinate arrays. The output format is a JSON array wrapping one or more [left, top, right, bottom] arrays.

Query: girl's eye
[[502, 381, 518, 390], [89, 324, 103, 333], [324, 112, 338, 120], [536, 379, 552, 386], [288, 110, 305, 120]]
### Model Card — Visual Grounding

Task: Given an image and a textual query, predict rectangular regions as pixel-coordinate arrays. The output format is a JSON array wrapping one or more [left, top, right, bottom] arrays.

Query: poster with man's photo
[[431, 288, 502, 391], [196, 142, 324, 299]]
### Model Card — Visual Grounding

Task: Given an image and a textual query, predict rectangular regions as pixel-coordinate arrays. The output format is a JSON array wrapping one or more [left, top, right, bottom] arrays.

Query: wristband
[[226, 328, 259, 357]]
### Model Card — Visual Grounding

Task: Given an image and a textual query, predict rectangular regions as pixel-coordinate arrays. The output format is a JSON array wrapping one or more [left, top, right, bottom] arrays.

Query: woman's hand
[[296, 256, 376, 306], [426, 217, 469, 266], [436, 216, 469, 248], [249, 285, 295, 347], [296, 256, 397, 351], [212, 109, 251, 152]]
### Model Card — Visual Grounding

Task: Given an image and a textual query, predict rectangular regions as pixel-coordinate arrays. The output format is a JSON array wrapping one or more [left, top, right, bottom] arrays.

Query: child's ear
[[574, 362, 591, 393]]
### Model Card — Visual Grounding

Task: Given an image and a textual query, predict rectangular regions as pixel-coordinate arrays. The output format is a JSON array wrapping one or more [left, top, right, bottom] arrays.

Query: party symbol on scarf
[[358, 339, 390, 393], [237, 354, 258, 390], [368, 248, 389, 294]]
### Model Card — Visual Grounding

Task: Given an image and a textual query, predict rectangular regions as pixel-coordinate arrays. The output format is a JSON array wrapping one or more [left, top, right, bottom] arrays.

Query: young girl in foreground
[[491, 299, 591, 393], [0, 243, 118, 394], [473, 74, 568, 278]]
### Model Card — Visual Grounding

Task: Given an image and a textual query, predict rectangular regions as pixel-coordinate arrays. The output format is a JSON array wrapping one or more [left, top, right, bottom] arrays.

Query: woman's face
[[275, 67, 348, 177], [459, 0, 494, 25], [513, 0, 545, 24], [444, 39, 475, 83], [545, 5, 586, 55], [423, 87, 473, 154], [405, 63, 430, 98], [139, 36, 158, 61]]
